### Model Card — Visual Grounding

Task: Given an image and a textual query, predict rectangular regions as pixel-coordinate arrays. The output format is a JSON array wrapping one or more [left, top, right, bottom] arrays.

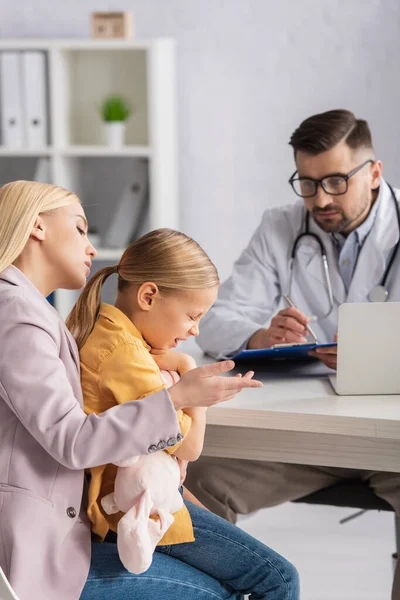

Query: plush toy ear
[[117, 490, 174, 574], [114, 455, 141, 468]]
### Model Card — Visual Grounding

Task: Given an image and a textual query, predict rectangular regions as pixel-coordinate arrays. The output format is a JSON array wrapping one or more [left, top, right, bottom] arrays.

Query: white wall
[[2, 0, 400, 280]]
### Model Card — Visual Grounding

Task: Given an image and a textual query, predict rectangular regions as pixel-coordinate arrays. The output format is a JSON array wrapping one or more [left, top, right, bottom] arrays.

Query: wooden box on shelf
[[91, 12, 133, 39]]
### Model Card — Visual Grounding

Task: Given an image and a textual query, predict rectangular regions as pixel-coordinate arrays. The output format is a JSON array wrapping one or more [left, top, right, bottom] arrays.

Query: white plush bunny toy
[[101, 370, 184, 574]]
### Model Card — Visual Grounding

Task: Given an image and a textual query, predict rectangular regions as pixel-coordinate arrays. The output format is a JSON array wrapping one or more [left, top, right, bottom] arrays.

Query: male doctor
[[186, 109, 400, 598]]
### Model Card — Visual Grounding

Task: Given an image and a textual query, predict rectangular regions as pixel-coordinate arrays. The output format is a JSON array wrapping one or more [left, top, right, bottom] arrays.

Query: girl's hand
[[160, 369, 180, 387], [149, 348, 168, 356], [152, 350, 197, 376], [176, 458, 188, 486]]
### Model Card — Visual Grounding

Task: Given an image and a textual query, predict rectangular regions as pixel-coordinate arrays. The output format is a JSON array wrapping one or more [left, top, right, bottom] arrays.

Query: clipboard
[[234, 342, 337, 362]]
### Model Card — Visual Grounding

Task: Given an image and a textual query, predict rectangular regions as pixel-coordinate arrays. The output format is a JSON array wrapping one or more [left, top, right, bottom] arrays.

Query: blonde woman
[[0, 181, 264, 600], [67, 228, 300, 600]]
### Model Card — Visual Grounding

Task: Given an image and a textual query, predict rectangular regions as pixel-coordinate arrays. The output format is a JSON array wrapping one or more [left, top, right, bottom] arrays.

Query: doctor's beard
[[309, 177, 375, 235], [311, 206, 351, 233]]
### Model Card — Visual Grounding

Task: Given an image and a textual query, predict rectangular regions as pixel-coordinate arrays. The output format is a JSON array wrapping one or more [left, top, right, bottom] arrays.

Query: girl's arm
[[182, 485, 209, 510], [170, 406, 206, 461], [155, 352, 206, 461]]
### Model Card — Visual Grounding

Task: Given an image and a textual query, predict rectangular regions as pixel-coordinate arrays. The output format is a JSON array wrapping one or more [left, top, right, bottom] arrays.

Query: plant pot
[[103, 121, 126, 147]]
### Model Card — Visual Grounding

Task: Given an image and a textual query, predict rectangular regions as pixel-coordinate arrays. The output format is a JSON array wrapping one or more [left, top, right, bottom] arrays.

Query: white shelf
[[0, 39, 159, 51], [0, 147, 52, 156], [94, 248, 125, 261], [0, 38, 178, 319], [58, 145, 151, 157], [0, 146, 151, 157], [57, 39, 156, 51]]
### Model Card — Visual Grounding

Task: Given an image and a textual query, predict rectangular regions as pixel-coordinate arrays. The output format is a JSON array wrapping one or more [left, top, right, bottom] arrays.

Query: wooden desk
[[192, 351, 400, 472]]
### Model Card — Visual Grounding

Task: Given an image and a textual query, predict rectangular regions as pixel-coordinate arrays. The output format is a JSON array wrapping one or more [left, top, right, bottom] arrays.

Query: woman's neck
[[13, 255, 53, 297]]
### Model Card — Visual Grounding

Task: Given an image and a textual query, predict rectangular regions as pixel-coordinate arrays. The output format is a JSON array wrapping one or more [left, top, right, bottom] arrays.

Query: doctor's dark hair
[[66, 228, 220, 350], [289, 109, 373, 156]]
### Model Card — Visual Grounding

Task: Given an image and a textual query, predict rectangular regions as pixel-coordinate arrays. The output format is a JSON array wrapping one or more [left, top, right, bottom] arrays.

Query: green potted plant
[[100, 94, 132, 147]]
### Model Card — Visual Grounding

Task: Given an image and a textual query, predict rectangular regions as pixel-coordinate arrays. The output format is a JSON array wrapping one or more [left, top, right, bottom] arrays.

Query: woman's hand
[[168, 361, 263, 411]]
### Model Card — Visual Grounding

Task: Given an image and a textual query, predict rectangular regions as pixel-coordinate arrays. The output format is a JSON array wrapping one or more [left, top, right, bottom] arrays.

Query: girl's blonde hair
[[0, 180, 79, 274], [66, 228, 219, 349]]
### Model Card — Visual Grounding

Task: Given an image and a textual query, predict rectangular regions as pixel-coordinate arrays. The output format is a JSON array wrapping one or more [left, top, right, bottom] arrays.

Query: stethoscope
[[288, 184, 400, 317]]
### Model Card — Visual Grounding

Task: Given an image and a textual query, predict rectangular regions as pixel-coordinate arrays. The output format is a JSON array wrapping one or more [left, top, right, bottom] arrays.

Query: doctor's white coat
[[197, 179, 400, 359]]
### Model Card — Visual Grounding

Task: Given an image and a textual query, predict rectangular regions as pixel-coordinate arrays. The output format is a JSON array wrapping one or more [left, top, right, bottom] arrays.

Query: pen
[[282, 294, 319, 343]]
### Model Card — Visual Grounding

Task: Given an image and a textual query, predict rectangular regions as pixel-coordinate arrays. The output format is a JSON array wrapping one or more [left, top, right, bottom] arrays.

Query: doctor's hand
[[247, 307, 310, 349], [308, 334, 338, 370]]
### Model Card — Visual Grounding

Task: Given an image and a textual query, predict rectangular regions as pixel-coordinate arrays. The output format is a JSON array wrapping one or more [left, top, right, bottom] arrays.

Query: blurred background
[[2, 0, 400, 280], [1, 2, 398, 597]]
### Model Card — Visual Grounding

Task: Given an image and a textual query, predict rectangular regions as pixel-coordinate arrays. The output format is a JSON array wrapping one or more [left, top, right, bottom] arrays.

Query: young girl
[[67, 228, 300, 600]]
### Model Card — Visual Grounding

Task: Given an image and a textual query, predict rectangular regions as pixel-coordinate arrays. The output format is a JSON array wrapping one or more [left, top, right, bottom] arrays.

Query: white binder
[[21, 51, 48, 147], [103, 159, 149, 248], [0, 52, 24, 147]]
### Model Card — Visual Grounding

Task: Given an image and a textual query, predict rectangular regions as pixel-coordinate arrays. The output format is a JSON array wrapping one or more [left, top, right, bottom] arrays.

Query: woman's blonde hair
[[0, 180, 79, 274], [66, 228, 219, 349]]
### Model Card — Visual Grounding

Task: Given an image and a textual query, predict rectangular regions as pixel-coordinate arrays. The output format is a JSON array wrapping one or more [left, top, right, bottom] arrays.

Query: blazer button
[[67, 507, 76, 518], [148, 444, 158, 453], [166, 437, 177, 447]]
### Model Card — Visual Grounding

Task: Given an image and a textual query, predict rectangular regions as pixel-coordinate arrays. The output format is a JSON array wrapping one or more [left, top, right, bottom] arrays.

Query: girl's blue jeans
[[80, 498, 300, 599]]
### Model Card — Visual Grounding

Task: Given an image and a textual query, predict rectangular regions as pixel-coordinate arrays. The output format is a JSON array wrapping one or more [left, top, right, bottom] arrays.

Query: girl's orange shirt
[[80, 303, 194, 545]]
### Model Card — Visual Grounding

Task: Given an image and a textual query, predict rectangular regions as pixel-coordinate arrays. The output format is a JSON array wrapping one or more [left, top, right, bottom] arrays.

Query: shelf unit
[[0, 38, 179, 319]]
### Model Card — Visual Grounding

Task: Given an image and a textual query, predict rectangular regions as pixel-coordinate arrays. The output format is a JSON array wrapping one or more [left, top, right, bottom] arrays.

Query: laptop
[[329, 302, 400, 395]]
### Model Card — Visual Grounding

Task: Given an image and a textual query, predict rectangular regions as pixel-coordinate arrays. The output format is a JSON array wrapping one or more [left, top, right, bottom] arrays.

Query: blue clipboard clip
[[234, 342, 337, 361]]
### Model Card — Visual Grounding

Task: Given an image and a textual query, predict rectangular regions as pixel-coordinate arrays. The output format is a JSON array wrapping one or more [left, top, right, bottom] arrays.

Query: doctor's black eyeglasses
[[288, 159, 374, 198]]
